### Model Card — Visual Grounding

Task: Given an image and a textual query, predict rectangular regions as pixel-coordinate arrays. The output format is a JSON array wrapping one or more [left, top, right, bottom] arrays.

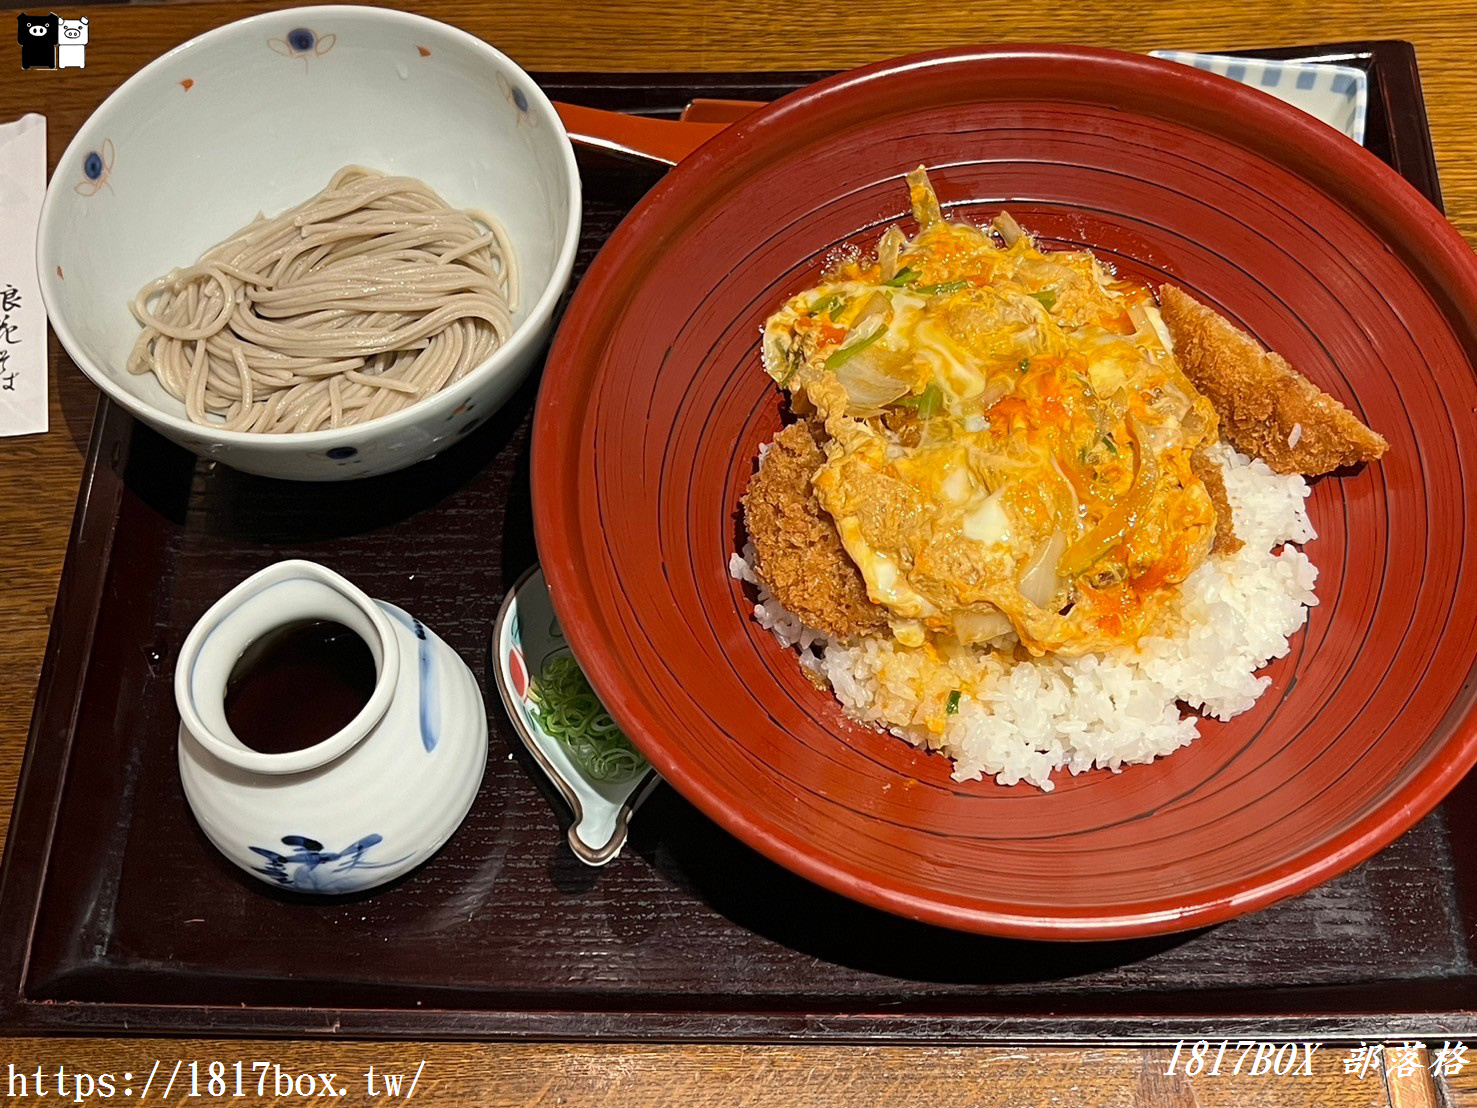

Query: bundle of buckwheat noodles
[[127, 166, 517, 433]]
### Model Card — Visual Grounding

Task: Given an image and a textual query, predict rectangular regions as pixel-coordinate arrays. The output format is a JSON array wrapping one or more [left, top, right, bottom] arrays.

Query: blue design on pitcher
[[249, 833, 406, 892], [380, 602, 439, 752]]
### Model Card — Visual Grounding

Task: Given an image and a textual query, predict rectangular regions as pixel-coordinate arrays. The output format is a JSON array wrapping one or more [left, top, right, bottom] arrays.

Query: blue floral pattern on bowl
[[497, 72, 538, 128], [269, 26, 337, 68], [75, 138, 113, 197]]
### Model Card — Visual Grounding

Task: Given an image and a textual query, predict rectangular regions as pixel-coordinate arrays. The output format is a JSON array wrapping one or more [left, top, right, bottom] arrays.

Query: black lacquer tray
[[2, 44, 1470, 1040]]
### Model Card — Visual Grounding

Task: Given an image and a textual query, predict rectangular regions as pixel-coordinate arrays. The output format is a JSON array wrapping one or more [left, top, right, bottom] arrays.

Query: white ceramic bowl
[[37, 6, 580, 480]]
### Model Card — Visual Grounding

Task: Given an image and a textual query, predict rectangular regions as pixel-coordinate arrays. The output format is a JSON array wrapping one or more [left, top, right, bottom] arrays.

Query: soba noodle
[[127, 166, 518, 433]]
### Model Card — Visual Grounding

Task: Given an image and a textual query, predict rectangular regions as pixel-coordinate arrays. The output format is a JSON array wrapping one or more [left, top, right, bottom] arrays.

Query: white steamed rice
[[730, 443, 1317, 790]]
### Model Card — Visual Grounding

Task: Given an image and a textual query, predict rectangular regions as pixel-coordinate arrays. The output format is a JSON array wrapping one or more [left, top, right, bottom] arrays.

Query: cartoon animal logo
[[268, 26, 335, 69], [16, 13, 58, 70], [56, 15, 85, 68]]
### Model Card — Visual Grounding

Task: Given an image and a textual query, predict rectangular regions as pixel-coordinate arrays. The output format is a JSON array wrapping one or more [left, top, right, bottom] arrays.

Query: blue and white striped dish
[[1150, 50, 1367, 145]]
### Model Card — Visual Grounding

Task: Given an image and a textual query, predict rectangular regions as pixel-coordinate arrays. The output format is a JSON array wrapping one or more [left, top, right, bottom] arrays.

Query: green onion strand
[[824, 325, 887, 371], [528, 654, 648, 783], [913, 280, 969, 296]]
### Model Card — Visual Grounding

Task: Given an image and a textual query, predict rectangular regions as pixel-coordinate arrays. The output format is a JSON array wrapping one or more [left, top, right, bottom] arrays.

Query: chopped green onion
[[824, 326, 887, 371], [528, 654, 648, 783], [810, 294, 845, 317], [896, 383, 944, 419], [883, 266, 920, 288], [1029, 289, 1058, 311], [778, 345, 804, 387], [1102, 435, 1118, 455], [917, 384, 943, 419], [946, 690, 962, 715], [912, 280, 969, 296], [1018, 358, 1031, 374]]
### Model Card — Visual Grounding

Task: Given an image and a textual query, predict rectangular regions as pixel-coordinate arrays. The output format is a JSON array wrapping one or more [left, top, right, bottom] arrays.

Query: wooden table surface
[[3, 1, 1477, 1103]]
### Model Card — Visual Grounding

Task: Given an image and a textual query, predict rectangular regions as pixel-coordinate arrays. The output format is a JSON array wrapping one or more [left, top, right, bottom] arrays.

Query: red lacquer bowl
[[532, 46, 1477, 939]]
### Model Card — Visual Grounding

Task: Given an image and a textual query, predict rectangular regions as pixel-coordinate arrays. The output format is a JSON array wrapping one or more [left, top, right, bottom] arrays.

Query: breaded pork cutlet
[[1190, 448, 1243, 556], [742, 422, 888, 641], [1159, 285, 1388, 476]]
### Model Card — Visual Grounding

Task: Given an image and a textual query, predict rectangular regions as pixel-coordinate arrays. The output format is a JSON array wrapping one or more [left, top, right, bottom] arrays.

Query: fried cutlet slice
[[742, 421, 888, 641], [1190, 447, 1244, 556], [1159, 285, 1388, 476]]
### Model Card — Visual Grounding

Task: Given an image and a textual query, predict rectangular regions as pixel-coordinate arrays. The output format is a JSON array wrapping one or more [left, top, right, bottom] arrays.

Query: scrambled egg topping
[[761, 169, 1221, 656]]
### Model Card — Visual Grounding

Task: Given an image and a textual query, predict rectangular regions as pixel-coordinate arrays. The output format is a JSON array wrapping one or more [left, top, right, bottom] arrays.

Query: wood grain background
[[3, 1, 1477, 1103]]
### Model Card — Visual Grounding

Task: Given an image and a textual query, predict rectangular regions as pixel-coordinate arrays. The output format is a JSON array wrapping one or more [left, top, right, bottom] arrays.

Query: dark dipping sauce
[[223, 619, 377, 755]]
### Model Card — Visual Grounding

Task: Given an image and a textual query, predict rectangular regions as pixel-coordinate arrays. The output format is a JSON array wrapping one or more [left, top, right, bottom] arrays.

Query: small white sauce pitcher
[[176, 559, 487, 894]]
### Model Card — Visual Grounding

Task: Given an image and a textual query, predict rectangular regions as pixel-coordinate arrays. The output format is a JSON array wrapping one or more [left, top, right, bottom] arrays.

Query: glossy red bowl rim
[[533, 44, 1477, 939]]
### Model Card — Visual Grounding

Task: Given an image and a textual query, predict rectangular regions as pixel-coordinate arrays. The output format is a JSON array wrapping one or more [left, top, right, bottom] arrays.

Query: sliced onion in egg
[[1018, 528, 1067, 609], [993, 211, 1027, 247], [954, 608, 1014, 644], [878, 226, 906, 282]]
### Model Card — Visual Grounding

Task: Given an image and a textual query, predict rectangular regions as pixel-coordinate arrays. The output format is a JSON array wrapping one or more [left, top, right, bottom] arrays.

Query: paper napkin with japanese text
[[0, 113, 48, 437]]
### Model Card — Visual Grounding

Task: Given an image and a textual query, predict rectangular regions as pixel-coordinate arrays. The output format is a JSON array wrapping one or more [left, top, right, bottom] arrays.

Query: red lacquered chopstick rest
[[554, 100, 729, 166]]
